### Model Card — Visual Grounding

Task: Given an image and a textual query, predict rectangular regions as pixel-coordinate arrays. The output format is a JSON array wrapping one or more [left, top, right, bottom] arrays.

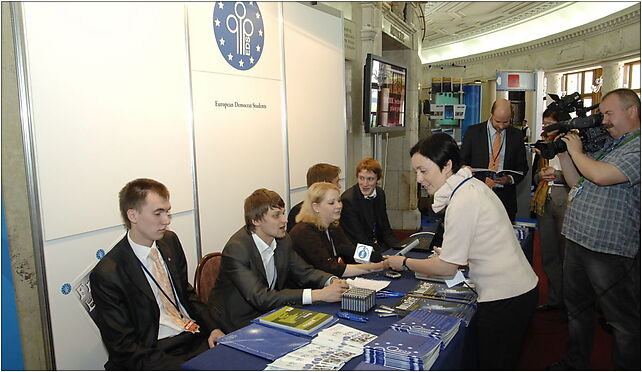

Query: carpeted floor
[[519, 231, 615, 370]]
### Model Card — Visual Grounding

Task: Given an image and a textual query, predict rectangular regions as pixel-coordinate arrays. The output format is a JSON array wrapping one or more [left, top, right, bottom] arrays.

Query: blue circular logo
[[96, 249, 105, 260], [213, 1, 264, 71], [358, 248, 367, 259], [61, 283, 72, 295]]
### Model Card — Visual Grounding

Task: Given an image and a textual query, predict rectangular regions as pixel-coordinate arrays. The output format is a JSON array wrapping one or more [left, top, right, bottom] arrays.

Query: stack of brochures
[[390, 310, 461, 349], [393, 295, 476, 326], [254, 306, 337, 337], [411, 281, 478, 305], [313, 323, 377, 355], [265, 342, 361, 370], [363, 329, 441, 370], [263, 322, 375, 370]]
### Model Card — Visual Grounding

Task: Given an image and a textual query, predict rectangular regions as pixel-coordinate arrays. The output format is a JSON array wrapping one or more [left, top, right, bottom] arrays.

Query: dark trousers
[[563, 239, 641, 370], [157, 332, 209, 369], [476, 286, 538, 370], [537, 194, 567, 306]]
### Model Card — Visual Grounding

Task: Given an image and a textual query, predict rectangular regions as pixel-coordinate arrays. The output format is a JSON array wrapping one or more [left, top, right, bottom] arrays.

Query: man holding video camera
[[549, 88, 640, 371]]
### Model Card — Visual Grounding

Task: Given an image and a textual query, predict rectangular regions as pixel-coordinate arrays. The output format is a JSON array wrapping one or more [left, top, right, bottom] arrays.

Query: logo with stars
[[213, 1, 264, 71]]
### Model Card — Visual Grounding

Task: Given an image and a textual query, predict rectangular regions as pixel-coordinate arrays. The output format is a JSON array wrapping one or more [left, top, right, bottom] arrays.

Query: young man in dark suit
[[209, 188, 348, 332], [340, 158, 400, 253], [91, 178, 224, 370], [461, 98, 529, 222]]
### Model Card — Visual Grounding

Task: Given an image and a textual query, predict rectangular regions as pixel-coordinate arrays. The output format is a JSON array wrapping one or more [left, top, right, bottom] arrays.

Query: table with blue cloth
[[182, 250, 478, 370]]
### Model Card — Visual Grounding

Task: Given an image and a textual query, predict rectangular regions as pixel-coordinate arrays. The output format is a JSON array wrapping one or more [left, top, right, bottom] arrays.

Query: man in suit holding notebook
[[209, 188, 348, 332], [461, 98, 529, 222]]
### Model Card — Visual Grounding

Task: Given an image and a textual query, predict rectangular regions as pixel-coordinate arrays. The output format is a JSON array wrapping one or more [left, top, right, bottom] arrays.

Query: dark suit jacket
[[90, 231, 216, 370], [289, 222, 358, 277], [461, 122, 529, 221], [208, 227, 333, 333], [286, 201, 303, 232], [340, 185, 400, 252]]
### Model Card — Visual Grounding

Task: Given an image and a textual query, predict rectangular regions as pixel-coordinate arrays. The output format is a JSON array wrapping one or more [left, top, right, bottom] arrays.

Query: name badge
[[567, 184, 583, 204], [354, 244, 373, 264]]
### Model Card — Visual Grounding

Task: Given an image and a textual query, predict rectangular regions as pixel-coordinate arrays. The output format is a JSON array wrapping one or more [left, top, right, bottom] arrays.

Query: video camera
[[533, 92, 610, 159]]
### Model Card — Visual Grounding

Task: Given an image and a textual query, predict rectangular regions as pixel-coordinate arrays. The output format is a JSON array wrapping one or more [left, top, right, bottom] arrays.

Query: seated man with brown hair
[[209, 188, 348, 332], [91, 178, 224, 370], [287, 163, 342, 231]]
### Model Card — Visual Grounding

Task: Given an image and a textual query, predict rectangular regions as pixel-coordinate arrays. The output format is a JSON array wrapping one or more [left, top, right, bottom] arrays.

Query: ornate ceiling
[[421, 2, 569, 48]]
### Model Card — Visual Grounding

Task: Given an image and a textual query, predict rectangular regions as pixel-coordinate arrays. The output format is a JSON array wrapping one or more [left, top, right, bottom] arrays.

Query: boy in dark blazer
[[209, 188, 348, 332], [91, 178, 224, 370], [461, 99, 529, 222], [340, 158, 400, 253]]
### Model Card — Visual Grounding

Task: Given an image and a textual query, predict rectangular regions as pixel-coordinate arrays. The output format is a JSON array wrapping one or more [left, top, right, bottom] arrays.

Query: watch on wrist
[[402, 257, 410, 271]]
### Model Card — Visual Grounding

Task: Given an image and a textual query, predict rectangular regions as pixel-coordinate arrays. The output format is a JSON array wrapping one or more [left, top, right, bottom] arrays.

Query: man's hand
[[366, 261, 386, 272], [494, 175, 512, 185], [560, 132, 583, 156], [383, 255, 404, 271], [312, 279, 348, 302], [539, 166, 556, 182], [208, 328, 225, 348], [433, 247, 442, 256]]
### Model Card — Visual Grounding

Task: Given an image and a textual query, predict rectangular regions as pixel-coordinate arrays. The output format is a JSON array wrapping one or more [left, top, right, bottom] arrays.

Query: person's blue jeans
[[563, 238, 640, 370]]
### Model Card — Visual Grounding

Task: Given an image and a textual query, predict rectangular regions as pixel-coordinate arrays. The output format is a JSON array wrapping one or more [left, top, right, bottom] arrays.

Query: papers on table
[[265, 323, 377, 370], [346, 277, 390, 291]]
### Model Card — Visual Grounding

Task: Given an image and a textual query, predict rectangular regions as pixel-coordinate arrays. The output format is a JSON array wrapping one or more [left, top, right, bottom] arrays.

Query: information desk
[[182, 251, 477, 370]]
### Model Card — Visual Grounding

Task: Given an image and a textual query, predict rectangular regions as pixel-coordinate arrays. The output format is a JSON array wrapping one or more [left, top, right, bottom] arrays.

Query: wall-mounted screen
[[363, 54, 407, 133]]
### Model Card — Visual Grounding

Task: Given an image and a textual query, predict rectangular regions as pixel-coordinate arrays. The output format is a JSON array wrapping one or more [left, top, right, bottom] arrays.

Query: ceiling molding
[[422, 2, 567, 48], [422, 6, 641, 69]]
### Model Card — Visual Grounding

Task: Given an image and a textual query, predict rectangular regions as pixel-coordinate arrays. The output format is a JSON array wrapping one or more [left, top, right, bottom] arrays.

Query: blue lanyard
[[449, 176, 473, 201], [136, 255, 184, 317]]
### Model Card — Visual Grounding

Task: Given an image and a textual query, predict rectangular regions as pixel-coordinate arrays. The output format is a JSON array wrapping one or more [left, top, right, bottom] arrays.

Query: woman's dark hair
[[542, 108, 566, 121], [409, 133, 461, 173]]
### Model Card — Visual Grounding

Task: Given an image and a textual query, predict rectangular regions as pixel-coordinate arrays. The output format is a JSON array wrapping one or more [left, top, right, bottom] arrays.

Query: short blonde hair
[[296, 182, 340, 230]]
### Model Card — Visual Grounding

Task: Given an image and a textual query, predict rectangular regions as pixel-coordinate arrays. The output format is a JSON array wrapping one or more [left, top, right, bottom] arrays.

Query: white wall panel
[[283, 3, 346, 191], [21, 2, 195, 240]]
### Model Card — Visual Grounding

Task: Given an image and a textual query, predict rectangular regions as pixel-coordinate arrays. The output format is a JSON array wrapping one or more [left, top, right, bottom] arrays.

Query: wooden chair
[[194, 252, 222, 304]]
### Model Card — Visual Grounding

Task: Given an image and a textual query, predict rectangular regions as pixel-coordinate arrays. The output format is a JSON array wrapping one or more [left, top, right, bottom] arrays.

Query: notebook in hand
[[471, 168, 524, 179]]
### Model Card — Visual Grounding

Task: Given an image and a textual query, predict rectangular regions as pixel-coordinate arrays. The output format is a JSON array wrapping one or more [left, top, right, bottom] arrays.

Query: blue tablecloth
[[182, 251, 477, 370]]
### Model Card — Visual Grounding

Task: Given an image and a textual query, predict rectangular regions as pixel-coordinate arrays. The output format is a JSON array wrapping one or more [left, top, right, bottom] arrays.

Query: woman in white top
[[385, 133, 538, 370]]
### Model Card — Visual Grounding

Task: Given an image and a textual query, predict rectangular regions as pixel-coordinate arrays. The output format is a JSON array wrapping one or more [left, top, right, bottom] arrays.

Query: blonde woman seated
[[290, 182, 385, 277]]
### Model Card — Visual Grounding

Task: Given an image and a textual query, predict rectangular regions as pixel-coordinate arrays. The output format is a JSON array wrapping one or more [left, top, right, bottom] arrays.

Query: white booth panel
[[283, 3, 346, 191], [192, 71, 286, 254], [21, 2, 195, 240]]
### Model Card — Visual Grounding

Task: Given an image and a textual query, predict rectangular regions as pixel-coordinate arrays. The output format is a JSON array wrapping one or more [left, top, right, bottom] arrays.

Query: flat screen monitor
[[363, 54, 407, 133]]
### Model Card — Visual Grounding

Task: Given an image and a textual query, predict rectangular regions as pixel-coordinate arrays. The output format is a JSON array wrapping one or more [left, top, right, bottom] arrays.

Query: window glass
[[583, 71, 593, 94], [631, 63, 640, 90], [567, 74, 579, 93]]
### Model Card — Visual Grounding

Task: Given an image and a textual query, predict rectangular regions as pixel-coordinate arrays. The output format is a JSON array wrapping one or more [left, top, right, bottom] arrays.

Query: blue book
[[364, 329, 441, 370], [394, 295, 475, 326], [391, 310, 461, 349], [217, 323, 310, 361]]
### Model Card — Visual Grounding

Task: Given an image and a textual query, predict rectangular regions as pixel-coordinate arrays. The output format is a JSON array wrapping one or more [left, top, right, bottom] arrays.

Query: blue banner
[[2, 199, 25, 370]]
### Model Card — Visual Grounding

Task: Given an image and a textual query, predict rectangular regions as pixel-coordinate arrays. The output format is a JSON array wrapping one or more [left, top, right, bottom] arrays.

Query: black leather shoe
[[546, 359, 575, 370], [536, 303, 563, 311]]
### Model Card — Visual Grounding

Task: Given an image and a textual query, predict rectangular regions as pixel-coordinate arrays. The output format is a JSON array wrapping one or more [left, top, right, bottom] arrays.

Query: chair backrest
[[194, 252, 222, 304]]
